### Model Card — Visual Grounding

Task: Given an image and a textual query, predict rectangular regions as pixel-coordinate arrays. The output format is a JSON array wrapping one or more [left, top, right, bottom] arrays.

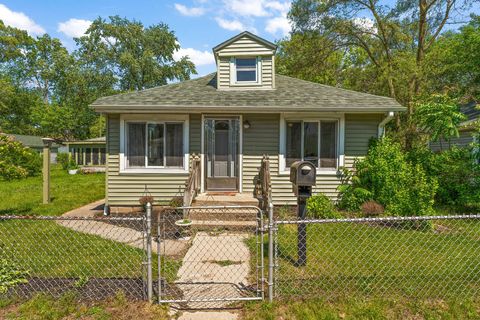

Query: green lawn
[[0, 165, 105, 216], [0, 166, 180, 297], [274, 220, 480, 300]]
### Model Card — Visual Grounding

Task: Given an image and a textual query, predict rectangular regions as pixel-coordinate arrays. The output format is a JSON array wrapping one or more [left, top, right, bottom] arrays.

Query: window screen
[[147, 123, 164, 166], [166, 123, 184, 167], [236, 58, 257, 82], [127, 123, 146, 168]]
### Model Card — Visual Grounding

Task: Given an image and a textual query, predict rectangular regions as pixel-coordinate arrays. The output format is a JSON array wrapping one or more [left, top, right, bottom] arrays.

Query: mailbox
[[290, 161, 316, 197]]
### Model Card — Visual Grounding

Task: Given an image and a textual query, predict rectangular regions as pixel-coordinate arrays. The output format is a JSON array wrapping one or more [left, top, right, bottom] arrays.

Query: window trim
[[279, 113, 345, 175], [230, 57, 262, 86], [120, 114, 189, 174]]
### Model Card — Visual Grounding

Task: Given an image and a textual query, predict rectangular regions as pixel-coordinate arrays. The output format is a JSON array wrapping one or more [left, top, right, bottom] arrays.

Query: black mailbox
[[290, 161, 316, 186], [290, 161, 316, 197], [289, 160, 317, 266]]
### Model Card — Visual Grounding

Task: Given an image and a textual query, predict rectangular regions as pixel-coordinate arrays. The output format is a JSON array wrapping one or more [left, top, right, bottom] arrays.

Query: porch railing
[[256, 154, 272, 211], [183, 155, 201, 214]]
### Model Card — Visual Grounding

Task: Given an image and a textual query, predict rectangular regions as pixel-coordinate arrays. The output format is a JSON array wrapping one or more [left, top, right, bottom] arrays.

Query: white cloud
[[174, 47, 215, 66], [174, 3, 205, 16], [215, 17, 245, 32], [223, 0, 269, 17], [265, 16, 291, 36], [264, 1, 290, 13], [0, 4, 45, 35], [57, 18, 92, 38]]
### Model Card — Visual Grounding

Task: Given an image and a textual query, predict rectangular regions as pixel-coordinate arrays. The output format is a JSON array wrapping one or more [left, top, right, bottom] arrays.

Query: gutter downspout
[[378, 111, 395, 138]]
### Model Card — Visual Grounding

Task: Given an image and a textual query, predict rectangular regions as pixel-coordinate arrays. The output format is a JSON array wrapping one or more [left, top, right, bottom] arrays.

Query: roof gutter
[[378, 111, 395, 138]]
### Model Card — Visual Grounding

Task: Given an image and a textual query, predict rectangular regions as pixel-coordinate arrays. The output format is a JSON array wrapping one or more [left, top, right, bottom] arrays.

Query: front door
[[204, 117, 240, 191]]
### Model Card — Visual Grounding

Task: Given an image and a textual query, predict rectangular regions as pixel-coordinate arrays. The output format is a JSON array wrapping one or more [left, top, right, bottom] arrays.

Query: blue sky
[[0, 1, 477, 77], [0, 0, 292, 76]]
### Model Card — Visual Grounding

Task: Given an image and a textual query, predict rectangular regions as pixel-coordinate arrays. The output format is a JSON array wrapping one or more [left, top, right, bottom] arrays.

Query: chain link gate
[[155, 205, 265, 307]]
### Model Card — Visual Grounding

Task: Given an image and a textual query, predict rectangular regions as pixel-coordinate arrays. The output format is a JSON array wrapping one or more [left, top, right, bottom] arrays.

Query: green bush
[[57, 152, 69, 170], [0, 134, 41, 180], [339, 138, 437, 216], [0, 259, 29, 294], [306, 193, 342, 219], [412, 146, 480, 210], [337, 166, 372, 211]]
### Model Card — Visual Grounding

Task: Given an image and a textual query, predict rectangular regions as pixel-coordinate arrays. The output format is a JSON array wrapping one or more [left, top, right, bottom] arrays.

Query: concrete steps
[[192, 193, 259, 207]]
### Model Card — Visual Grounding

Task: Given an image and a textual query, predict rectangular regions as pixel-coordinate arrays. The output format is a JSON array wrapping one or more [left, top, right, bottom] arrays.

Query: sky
[[0, 0, 292, 76], [0, 1, 477, 77]]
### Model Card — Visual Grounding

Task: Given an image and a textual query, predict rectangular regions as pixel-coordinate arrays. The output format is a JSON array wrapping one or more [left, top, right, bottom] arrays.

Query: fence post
[[268, 202, 274, 303], [146, 202, 153, 303]]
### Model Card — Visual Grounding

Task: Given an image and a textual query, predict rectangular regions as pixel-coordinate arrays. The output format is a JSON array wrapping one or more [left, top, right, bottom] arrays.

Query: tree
[[289, 0, 478, 111], [423, 15, 480, 100], [413, 94, 467, 146], [276, 31, 345, 86], [75, 16, 196, 91]]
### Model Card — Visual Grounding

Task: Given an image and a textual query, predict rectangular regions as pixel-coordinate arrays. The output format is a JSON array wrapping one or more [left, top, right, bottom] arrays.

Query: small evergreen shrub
[[361, 200, 384, 217], [306, 193, 342, 219]]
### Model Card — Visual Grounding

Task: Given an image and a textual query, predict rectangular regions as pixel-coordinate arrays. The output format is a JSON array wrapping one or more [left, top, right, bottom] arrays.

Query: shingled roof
[[91, 73, 404, 113]]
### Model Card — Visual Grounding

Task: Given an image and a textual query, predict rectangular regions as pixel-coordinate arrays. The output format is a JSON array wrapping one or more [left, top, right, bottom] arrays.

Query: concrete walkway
[[60, 200, 188, 256], [174, 232, 251, 313]]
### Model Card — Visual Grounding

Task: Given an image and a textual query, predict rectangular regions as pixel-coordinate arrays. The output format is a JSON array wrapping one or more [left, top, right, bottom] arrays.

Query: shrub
[[360, 200, 384, 217], [0, 259, 29, 294], [306, 193, 342, 219], [57, 152, 69, 170], [339, 138, 437, 216], [423, 146, 480, 210], [0, 133, 41, 180], [337, 166, 372, 211]]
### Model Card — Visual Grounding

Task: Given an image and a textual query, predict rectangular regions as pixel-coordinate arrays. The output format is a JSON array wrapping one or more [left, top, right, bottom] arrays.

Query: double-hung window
[[235, 58, 257, 82], [285, 120, 338, 170], [126, 122, 184, 169]]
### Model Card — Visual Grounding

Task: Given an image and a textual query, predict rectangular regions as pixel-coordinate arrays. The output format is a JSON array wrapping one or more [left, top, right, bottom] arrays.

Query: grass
[[0, 165, 180, 296], [243, 297, 480, 320], [0, 165, 105, 216], [0, 292, 170, 320], [274, 220, 480, 300]]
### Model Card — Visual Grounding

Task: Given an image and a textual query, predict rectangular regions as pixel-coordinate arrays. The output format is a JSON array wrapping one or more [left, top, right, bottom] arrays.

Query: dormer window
[[235, 58, 257, 83]]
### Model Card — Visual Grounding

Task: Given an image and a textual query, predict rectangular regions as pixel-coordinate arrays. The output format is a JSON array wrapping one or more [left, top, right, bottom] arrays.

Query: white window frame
[[230, 57, 262, 86], [279, 113, 345, 175], [119, 114, 189, 174]]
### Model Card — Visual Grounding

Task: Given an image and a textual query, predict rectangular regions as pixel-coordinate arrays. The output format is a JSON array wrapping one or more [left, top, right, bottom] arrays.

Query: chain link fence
[[156, 206, 264, 308], [0, 215, 147, 300], [273, 215, 480, 301]]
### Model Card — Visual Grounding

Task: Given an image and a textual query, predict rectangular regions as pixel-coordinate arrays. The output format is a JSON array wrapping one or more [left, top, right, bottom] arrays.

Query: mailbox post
[[42, 137, 55, 204], [290, 161, 316, 266]]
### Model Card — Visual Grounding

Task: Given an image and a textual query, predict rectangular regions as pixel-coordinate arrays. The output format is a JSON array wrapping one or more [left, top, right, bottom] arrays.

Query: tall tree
[[75, 16, 196, 91], [289, 0, 478, 111]]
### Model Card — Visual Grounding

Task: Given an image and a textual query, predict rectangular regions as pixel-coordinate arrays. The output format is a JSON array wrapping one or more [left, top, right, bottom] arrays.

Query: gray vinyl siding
[[345, 114, 382, 156], [242, 113, 382, 205], [216, 35, 275, 56], [216, 35, 275, 90], [106, 113, 383, 206], [429, 130, 474, 152], [105, 114, 191, 206]]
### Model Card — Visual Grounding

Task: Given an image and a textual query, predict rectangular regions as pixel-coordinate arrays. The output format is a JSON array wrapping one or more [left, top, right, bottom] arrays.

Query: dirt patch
[[11, 277, 145, 301]]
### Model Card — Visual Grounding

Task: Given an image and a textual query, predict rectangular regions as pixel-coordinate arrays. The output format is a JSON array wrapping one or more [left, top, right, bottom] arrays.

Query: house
[[7, 134, 66, 163], [91, 31, 404, 209], [67, 137, 106, 171], [430, 101, 479, 152]]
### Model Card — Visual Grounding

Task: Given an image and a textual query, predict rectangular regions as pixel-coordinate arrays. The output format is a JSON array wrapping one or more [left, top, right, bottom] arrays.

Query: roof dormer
[[213, 31, 277, 90]]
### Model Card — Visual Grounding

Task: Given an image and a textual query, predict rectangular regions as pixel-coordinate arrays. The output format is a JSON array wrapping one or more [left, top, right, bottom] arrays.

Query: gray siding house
[[91, 32, 404, 208]]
